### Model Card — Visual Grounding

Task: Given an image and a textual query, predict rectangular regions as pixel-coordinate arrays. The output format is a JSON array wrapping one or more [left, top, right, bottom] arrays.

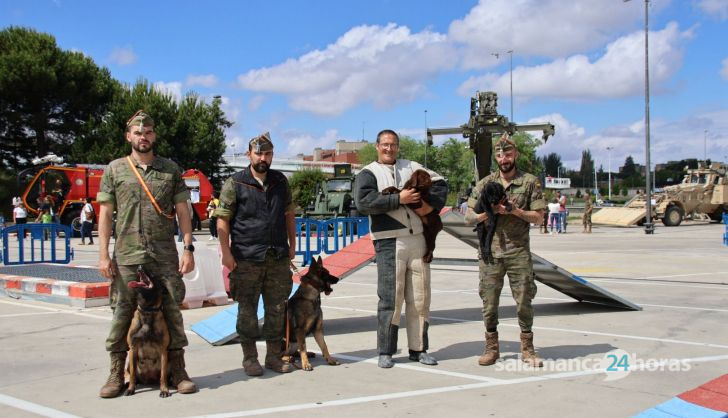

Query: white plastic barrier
[[177, 243, 229, 308]]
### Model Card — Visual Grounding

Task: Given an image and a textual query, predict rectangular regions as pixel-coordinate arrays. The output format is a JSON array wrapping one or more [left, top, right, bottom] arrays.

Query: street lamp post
[[491, 50, 514, 121], [626, 0, 654, 234], [704, 129, 708, 162], [424, 109, 429, 168], [607, 146, 613, 200]]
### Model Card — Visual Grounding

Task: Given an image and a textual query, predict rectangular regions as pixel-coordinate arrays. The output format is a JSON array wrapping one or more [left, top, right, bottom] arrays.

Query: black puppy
[[474, 182, 512, 264], [283, 256, 341, 371]]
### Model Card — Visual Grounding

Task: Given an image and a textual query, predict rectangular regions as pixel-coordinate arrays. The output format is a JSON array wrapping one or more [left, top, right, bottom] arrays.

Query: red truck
[[18, 156, 214, 232]]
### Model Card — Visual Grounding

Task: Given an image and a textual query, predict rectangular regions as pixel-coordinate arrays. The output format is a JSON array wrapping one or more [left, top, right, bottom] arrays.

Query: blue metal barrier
[[295, 217, 369, 266], [2, 223, 74, 265]]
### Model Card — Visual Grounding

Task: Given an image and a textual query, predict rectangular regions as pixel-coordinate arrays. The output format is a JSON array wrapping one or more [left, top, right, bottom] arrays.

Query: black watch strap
[[183, 244, 195, 252]]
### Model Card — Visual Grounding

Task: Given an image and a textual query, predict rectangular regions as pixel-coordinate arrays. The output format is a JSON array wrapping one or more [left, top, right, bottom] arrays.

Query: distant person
[[13, 201, 28, 238], [582, 192, 593, 234], [557, 191, 567, 233], [548, 198, 561, 234], [37, 207, 53, 240], [207, 191, 220, 240], [465, 134, 546, 368], [80, 197, 95, 245]]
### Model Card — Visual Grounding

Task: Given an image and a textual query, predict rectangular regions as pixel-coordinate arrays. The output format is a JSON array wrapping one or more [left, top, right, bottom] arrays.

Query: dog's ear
[[316, 256, 323, 267]]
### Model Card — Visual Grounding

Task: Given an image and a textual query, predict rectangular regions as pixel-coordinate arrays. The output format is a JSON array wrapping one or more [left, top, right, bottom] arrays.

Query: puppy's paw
[[124, 387, 136, 396], [159, 389, 171, 398], [302, 361, 314, 371], [326, 357, 341, 366]]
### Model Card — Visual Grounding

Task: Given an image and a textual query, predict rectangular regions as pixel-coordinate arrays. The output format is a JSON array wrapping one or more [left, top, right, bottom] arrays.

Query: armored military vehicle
[[593, 161, 728, 227], [305, 163, 357, 218]]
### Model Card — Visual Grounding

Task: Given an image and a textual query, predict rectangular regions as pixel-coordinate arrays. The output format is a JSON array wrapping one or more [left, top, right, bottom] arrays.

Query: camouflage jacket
[[467, 170, 546, 258], [97, 156, 190, 265]]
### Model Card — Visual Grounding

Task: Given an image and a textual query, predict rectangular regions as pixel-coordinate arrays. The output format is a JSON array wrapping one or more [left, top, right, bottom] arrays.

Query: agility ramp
[[191, 236, 376, 345], [591, 207, 646, 226], [440, 210, 641, 311]]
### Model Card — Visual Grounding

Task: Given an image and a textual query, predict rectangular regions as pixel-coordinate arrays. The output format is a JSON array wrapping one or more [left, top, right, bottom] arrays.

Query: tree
[[72, 80, 232, 189], [621, 156, 637, 178], [430, 138, 474, 198], [289, 168, 326, 211], [357, 143, 377, 166], [0, 27, 117, 170], [579, 149, 594, 189], [543, 153, 562, 178]]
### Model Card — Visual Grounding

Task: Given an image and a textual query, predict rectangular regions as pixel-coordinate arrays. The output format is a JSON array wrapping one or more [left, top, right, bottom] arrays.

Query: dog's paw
[[159, 389, 171, 398], [124, 387, 136, 396], [326, 357, 341, 366], [302, 362, 314, 371]]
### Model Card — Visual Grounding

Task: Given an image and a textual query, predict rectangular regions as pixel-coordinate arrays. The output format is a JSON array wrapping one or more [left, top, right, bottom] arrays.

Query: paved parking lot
[[1, 222, 727, 417]]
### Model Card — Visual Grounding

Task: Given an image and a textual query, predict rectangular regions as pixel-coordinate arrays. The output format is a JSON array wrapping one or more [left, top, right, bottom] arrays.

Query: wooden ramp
[[591, 207, 646, 226]]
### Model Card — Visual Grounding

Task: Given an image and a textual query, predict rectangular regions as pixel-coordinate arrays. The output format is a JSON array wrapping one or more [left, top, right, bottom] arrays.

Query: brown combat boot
[[478, 331, 500, 366], [587, 225, 592, 233], [520, 332, 544, 367], [168, 349, 198, 394], [99, 351, 126, 398], [241, 342, 264, 376], [264, 341, 293, 373]]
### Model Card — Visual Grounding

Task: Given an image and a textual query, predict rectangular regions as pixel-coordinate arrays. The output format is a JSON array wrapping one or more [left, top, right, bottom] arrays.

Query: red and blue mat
[[636, 373, 728, 417]]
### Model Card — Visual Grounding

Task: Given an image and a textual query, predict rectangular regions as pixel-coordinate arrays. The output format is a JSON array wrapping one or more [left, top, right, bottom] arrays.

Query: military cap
[[249, 131, 274, 152], [126, 110, 154, 128], [494, 133, 516, 153]]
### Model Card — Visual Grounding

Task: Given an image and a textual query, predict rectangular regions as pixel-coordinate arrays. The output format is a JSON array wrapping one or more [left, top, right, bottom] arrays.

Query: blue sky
[[2, 0, 727, 172]]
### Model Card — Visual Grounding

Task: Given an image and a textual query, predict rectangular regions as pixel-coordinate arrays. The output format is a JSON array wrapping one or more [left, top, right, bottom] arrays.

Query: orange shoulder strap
[[125, 156, 176, 219]]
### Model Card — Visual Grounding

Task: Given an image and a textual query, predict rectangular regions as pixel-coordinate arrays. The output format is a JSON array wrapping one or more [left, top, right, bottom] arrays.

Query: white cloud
[[697, 0, 728, 20], [534, 110, 728, 171], [721, 57, 728, 80], [458, 23, 692, 101], [237, 23, 456, 116], [185, 74, 218, 88], [448, 0, 651, 69], [153, 81, 182, 102], [108, 46, 137, 66], [248, 95, 265, 111], [279, 129, 340, 157]]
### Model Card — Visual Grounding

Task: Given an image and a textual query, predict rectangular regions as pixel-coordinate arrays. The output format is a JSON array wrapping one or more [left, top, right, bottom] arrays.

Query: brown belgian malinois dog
[[125, 266, 171, 398], [283, 256, 341, 371]]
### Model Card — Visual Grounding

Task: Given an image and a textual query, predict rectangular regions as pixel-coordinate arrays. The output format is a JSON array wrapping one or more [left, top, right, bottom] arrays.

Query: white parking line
[[0, 394, 81, 418], [181, 353, 728, 418], [322, 305, 728, 349]]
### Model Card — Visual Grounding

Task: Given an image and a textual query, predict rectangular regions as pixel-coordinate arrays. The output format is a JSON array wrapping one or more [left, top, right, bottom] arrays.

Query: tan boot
[[478, 331, 500, 366], [168, 349, 198, 394], [241, 342, 264, 376], [587, 225, 592, 233], [520, 332, 544, 367], [99, 351, 126, 398], [264, 341, 293, 373]]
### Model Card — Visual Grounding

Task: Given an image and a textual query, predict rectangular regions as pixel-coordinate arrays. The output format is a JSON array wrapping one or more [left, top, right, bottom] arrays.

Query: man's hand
[[399, 188, 421, 205], [99, 255, 114, 279], [178, 251, 195, 275], [221, 252, 237, 272]]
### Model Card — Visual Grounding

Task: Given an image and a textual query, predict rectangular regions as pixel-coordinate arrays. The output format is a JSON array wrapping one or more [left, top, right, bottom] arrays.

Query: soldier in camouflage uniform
[[215, 132, 296, 376], [465, 134, 546, 368], [96, 110, 198, 398], [582, 191, 593, 233]]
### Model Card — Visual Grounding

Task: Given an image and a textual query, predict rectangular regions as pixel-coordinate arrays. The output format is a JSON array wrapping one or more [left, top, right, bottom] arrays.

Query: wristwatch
[[183, 244, 195, 253]]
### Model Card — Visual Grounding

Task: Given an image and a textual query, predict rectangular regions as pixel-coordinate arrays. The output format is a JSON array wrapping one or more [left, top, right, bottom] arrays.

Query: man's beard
[[132, 141, 154, 154], [498, 160, 515, 174], [252, 161, 269, 173]]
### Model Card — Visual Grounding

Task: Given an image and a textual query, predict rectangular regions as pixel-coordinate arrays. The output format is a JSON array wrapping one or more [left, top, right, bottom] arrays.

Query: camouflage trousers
[[479, 249, 538, 332], [229, 253, 292, 344], [583, 212, 592, 226], [106, 261, 188, 352]]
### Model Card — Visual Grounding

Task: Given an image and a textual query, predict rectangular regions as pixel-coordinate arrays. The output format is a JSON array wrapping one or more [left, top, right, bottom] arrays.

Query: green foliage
[[430, 138, 475, 197], [621, 186, 628, 196], [575, 189, 582, 198], [579, 149, 594, 188], [357, 143, 377, 166], [0, 26, 117, 170], [542, 153, 562, 178], [289, 168, 326, 210], [71, 80, 232, 189]]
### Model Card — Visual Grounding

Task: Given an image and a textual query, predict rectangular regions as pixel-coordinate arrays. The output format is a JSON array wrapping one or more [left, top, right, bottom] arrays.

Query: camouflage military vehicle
[[305, 163, 357, 218], [593, 161, 728, 227]]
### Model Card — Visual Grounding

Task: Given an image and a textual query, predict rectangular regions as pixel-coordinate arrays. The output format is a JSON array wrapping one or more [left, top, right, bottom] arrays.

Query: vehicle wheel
[[62, 208, 82, 237], [662, 206, 683, 226]]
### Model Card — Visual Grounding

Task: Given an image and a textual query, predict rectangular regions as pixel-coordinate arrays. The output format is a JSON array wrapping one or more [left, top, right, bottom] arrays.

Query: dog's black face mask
[[303, 257, 340, 295], [128, 267, 162, 310]]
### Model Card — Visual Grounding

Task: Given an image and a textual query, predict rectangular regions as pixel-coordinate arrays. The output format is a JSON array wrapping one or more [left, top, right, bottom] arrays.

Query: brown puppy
[[382, 169, 443, 263], [284, 256, 341, 371], [125, 267, 171, 398]]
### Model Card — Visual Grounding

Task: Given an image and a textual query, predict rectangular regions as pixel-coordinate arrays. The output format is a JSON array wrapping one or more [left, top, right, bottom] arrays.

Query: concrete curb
[[0, 272, 109, 308]]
